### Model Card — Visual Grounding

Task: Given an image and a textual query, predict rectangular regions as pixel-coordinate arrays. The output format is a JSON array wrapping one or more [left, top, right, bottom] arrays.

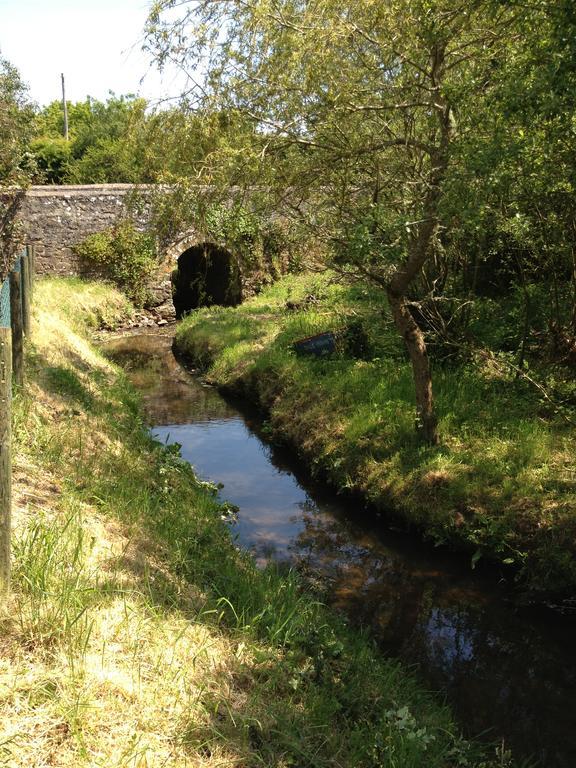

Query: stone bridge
[[14, 184, 262, 320]]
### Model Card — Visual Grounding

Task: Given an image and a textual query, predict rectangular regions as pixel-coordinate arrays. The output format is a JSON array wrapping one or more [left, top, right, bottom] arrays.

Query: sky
[[0, 0, 186, 107]]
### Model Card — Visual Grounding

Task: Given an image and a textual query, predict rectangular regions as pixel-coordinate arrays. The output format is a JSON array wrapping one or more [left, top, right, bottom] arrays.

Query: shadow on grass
[[41, 365, 96, 411]]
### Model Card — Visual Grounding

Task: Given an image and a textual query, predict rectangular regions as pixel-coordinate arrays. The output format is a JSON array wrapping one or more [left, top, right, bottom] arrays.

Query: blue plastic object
[[293, 331, 337, 356]]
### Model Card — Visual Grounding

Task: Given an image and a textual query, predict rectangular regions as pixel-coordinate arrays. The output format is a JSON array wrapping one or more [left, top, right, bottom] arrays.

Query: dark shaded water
[[105, 331, 576, 768]]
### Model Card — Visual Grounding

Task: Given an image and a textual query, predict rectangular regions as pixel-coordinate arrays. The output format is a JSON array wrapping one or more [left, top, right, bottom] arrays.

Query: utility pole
[[61, 73, 69, 141]]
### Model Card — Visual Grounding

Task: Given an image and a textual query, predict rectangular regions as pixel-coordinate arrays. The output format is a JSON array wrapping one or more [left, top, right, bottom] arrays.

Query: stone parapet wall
[[11, 183, 288, 321], [17, 185, 153, 277]]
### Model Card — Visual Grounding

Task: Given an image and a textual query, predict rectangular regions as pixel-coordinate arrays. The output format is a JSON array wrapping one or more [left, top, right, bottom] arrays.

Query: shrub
[[30, 136, 71, 183], [74, 221, 157, 306]]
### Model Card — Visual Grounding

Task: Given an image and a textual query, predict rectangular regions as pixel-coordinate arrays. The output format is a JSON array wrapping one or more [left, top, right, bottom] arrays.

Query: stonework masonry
[[18, 184, 151, 277], [15, 184, 179, 318], [11, 183, 286, 320]]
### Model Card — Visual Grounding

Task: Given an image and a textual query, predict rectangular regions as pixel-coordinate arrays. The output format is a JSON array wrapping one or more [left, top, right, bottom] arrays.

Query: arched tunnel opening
[[171, 242, 242, 319]]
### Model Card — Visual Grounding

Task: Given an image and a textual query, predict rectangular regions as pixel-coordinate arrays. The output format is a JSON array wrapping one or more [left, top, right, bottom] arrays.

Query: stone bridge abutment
[[14, 184, 241, 320], [8, 183, 288, 320]]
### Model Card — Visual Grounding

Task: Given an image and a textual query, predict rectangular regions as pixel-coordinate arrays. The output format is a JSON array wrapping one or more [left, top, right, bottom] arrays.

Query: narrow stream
[[105, 330, 576, 768]]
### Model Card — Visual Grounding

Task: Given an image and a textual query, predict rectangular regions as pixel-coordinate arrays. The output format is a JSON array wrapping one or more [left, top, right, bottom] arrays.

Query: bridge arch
[[169, 238, 242, 319], [14, 187, 281, 320]]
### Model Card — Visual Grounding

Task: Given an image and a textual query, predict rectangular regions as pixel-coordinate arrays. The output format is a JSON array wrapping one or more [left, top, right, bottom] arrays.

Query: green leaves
[[73, 221, 158, 307], [0, 53, 34, 184], [29, 136, 71, 184], [31, 94, 152, 184]]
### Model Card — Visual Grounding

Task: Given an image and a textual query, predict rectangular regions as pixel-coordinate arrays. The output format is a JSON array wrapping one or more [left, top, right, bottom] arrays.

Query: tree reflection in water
[[107, 330, 576, 768]]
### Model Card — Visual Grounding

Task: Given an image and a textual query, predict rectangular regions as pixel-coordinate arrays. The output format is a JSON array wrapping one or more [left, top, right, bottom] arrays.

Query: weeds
[[175, 272, 576, 593], [0, 277, 512, 766], [12, 506, 95, 656]]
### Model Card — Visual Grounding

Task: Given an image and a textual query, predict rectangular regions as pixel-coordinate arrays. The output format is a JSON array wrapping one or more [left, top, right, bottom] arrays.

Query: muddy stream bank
[[104, 329, 576, 768]]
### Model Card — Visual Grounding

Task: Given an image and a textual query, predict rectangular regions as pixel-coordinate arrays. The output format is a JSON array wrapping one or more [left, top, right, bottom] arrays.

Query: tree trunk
[[387, 289, 439, 445], [571, 245, 576, 333], [381, 40, 450, 445], [385, 152, 444, 446]]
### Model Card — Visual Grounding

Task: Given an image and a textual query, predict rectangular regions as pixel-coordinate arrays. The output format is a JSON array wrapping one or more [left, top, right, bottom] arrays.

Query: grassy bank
[[174, 272, 576, 595], [0, 276, 510, 766]]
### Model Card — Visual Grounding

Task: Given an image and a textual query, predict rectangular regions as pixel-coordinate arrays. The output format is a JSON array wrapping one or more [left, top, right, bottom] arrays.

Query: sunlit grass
[[175, 271, 576, 592], [0, 277, 512, 767]]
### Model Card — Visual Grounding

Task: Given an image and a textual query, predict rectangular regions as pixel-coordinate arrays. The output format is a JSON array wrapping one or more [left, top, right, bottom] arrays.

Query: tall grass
[[0, 277, 516, 767], [175, 272, 576, 593], [12, 506, 95, 657]]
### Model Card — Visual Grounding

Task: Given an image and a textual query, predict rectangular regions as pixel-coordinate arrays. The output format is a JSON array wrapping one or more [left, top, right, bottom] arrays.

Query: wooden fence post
[[0, 327, 12, 592], [9, 271, 23, 387], [21, 255, 31, 337], [26, 244, 35, 294]]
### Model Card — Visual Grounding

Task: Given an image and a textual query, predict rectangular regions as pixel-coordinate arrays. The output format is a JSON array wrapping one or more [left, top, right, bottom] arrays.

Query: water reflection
[[104, 331, 576, 768], [107, 334, 237, 424]]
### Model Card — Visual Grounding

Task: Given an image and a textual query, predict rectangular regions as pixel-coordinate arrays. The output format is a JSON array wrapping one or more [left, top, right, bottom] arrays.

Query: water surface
[[105, 330, 576, 768]]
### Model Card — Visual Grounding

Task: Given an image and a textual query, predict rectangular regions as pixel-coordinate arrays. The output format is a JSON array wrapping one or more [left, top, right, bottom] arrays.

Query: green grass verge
[[0, 276, 514, 766], [174, 272, 576, 595]]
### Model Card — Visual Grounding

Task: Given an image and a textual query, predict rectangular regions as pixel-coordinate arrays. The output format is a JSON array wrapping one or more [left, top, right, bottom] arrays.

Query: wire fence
[[0, 250, 24, 329], [0, 273, 10, 329]]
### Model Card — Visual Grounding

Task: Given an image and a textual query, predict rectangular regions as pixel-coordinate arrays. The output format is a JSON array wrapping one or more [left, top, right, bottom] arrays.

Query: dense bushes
[[174, 272, 576, 595], [73, 221, 158, 306]]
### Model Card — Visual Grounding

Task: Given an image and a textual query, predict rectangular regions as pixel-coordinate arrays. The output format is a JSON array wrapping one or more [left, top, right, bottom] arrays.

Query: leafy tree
[[0, 52, 34, 184], [30, 136, 71, 183], [33, 98, 92, 144], [136, 107, 255, 182], [32, 94, 151, 183], [145, 0, 517, 443], [442, 1, 576, 364], [31, 93, 255, 185], [0, 53, 35, 276]]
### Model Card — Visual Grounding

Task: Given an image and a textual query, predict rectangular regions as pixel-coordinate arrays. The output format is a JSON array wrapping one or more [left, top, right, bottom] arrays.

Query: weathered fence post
[[9, 271, 23, 387], [21, 254, 31, 337], [0, 327, 12, 592], [26, 244, 35, 294]]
